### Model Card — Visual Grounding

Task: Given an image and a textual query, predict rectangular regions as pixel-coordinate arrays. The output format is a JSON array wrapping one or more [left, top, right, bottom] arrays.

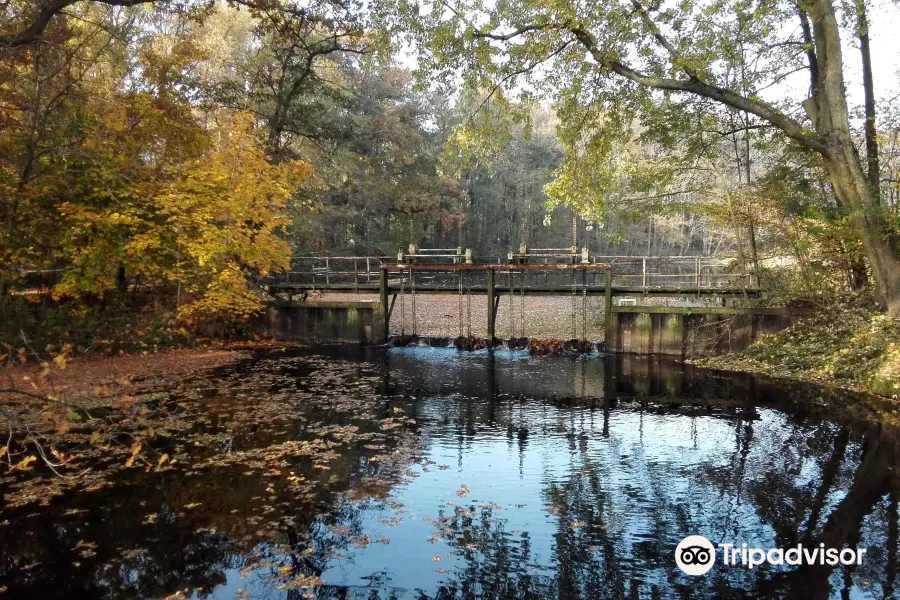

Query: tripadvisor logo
[[675, 535, 868, 576], [675, 536, 716, 575]]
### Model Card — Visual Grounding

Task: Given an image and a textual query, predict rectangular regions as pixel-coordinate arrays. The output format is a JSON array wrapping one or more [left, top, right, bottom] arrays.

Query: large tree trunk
[[821, 145, 900, 312], [808, 0, 900, 314], [569, 0, 900, 311], [821, 150, 900, 310]]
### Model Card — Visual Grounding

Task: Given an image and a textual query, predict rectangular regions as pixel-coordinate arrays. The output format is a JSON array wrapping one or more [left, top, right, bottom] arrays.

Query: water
[[1, 347, 899, 599]]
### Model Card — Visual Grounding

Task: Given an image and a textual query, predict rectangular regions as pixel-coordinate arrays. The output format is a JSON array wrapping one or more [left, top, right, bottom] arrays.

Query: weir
[[607, 306, 795, 356], [264, 249, 792, 355], [266, 299, 384, 344]]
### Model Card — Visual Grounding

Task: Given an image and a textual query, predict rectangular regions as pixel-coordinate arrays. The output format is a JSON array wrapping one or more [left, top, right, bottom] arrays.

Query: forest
[[4, 2, 900, 597], [1, 0, 899, 361]]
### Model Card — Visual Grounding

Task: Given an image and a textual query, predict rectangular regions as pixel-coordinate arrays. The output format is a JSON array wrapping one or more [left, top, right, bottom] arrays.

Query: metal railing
[[274, 252, 758, 292]]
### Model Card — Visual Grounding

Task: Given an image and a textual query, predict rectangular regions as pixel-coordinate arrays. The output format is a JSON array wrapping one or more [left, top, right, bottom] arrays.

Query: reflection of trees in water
[[3, 349, 900, 600], [409, 362, 900, 600]]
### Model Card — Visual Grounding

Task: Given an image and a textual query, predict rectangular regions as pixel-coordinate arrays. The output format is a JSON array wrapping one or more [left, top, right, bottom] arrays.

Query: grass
[[697, 295, 900, 398]]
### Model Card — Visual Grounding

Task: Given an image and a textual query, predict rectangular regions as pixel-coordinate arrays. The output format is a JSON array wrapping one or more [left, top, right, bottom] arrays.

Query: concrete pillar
[[604, 269, 614, 351], [487, 268, 496, 342], [379, 268, 389, 343]]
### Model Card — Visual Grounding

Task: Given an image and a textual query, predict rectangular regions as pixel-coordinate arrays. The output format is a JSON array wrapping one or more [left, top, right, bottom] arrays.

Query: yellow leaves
[[0, 446, 7, 459], [53, 354, 68, 370], [125, 441, 142, 467], [13, 455, 37, 471], [50, 448, 69, 466]]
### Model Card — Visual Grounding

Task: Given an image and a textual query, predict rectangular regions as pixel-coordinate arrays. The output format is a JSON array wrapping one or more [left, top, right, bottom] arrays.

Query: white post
[[642, 257, 647, 290]]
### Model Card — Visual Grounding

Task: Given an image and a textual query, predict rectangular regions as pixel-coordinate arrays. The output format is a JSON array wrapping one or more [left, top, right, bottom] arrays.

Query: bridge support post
[[487, 268, 496, 344], [379, 268, 389, 343], [604, 269, 614, 351]]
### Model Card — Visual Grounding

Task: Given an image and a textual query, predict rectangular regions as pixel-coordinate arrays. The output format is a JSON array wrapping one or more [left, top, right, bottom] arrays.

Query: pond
[[1, 346, 899, 600]]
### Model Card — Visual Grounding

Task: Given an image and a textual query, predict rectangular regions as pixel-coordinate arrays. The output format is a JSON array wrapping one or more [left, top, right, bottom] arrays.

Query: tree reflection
[[2, 349, 900, 600], [411, 356, 900, 600]]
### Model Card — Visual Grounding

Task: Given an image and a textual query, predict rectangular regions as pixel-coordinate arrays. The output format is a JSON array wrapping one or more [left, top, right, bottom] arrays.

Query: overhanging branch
[[566, 24, 828, 154], [0, 0, 156, 48]]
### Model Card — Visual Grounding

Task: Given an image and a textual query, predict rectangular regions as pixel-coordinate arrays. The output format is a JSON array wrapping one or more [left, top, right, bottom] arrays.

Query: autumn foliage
[[0, 5, 307, 330]]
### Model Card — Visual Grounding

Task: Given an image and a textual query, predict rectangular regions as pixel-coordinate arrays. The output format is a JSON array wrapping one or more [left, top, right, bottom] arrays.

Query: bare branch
[[0, 0, 156, 49]]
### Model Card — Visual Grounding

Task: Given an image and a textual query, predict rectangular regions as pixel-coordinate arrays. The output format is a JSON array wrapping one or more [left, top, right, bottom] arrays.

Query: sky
[[847, 0, 900, 109]]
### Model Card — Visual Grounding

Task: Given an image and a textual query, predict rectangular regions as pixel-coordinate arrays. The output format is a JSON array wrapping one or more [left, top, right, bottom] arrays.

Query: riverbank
[[692, 298, 900, 399]]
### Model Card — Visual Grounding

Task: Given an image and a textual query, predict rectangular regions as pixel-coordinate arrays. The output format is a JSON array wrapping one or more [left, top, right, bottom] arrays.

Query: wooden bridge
[[263, 249, 762, 344]]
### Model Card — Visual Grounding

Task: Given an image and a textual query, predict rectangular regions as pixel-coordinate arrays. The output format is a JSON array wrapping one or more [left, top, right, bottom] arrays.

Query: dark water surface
[[2, 347, 900, 600]]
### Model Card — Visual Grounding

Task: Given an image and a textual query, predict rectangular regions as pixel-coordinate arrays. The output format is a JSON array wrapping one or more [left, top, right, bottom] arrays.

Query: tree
[[386, 0, 900, 313], [0, 0, 155, 48], [157, 113, 306, 324]]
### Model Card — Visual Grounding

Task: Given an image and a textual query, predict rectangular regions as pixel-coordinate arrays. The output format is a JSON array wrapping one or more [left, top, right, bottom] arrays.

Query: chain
[[520, 269, 525, 339], [411, 269, 417, 336], [399, 271, 406, 337], [458, 271, 463, 338], [571, 268, 577, 341], [582, 269, 587, 343], [509, 269, 514, 339], [466, 272, 472, 339]]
